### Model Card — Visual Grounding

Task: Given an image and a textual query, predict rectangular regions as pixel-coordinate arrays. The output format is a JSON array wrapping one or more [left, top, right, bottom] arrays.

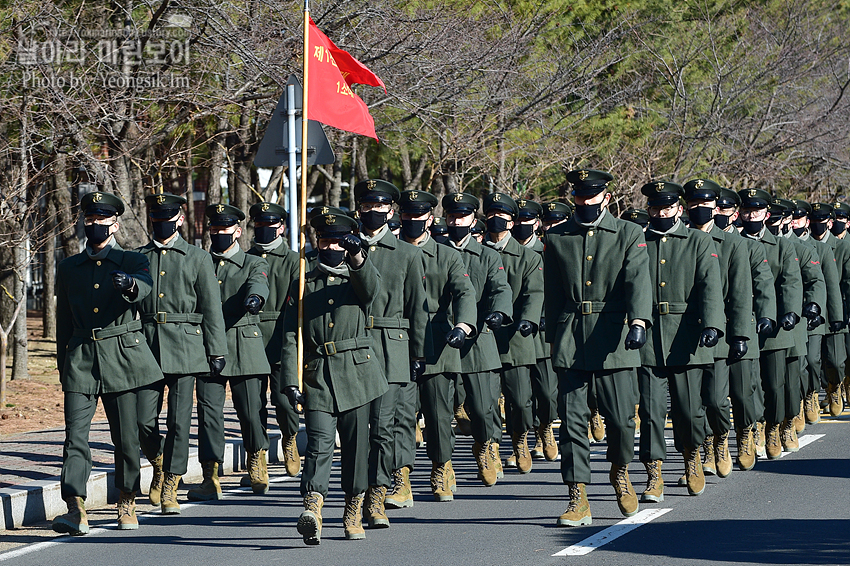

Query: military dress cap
[[471, 218, 486, 234], [776, 198, 795, 217], [542, 201, 573, 221], [566, 169, 614, 196], [431, 216, 448, 234], [482, 192, 519, 217], [309, 210, 359, 237], [205, 203, 245, 226], [249, 202, 288, 223], [442, 192, 480, 214], [791, 199, 812, 217], [641, 181, 684, 207], [353, 179, 401, 204], [307, 205, 348, 222], [717, 188, 741, 208], [737, 188, 772, 209], [810, 202, 834, 221], [81, 191, 125, 217], [515, 198, 543, 220], [398, 190, 438, 213], [621, 207, 650, 226], [833, 202, 850, 217], [386, 213, 401, 231], [768, 198, 787, 216], [144, 192, 186, 219], [683, 179, 721, 201]]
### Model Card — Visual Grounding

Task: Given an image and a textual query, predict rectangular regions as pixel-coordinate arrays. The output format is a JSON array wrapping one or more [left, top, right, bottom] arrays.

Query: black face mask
[[360, 210, 388, 231], [574, 203, 602, 224], [781, 223, 791, 234], [792, 226, 806, 237], [811, 222, 829, 237], [743, 220, 764, 235], [84, 223, 112, 245], [831, 220, 846, 235], [432, 233, 449, 245], [448, 225, 471, 242], [152, 220, 178, 241], [688, 207, 713, 227], [766, 223, 780, 236], [486, 216, 510, 234], [401, 219, 427, 240], [512, 223, 535, 241], [649, 216, 676, 232], [211, 233, 234, 253], [714, 214, 731, 229], [254, 226, 279, 245], [318, 248, 345, 267]]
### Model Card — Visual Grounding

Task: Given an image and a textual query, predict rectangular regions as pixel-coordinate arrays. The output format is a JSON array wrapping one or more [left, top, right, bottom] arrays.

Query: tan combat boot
[[246, 450, 269, 495], [805, 391, 821, 424], [641, 460, 664, 503], [364, 486, 389, 528], [793, 400, 806, 434], [385, 467, 413, 509], [683, 448, 705, 496], [148, 453, 164, 506], [531, 433, 544, 460], [498, 394, 506, 423], [714, 432, 733, 478], [537, 422, 558, 461], [431, 461, 453, 501], [117, 491, 139, 530], [754, 422, 767, 458], [446, 460, 457, 493], [634, 404, 641, 431], [781, 418, 799, 452], [736, 426, 756, 471], [415, 420, 424, 448], [282, 434, 301, 477], [512, 431, 533, 474], [827, 382, 844, 416], [590, 409, 605, 442], [503, 443, 517, 470], [843, 376, 850, 406], [454, 404, 472, 436], [473, 441, 498, 486], [297, 492, 323, 545], [556, 483, 592, 527], [343, 493, 366, 540], [187, 461, 223, 501], [765, 422, 782, 459], [609, 464, 639, 517], [52, 496, 89, 535], [701, 435, 717, 476], [489, 441, 505, 479], [160, 472, 182, 514]]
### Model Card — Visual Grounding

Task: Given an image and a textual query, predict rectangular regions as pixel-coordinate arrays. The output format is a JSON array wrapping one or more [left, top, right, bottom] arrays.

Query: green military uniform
[[246, 202, 302, 467], [833, 202, 850, 397], [430, 216, 449, 244], [54, 192, 162, 534], [195, 204, 271, 483]]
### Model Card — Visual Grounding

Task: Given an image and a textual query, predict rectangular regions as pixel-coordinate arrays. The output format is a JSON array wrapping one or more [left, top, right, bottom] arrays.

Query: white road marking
[[553, 508, 673, 556], [779, 434, 824, 457]]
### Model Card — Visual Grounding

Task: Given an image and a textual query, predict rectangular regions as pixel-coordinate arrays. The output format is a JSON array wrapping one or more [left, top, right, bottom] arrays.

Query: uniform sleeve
[[195, 253, 228, 357], [516, 250, 544, 324], [447, 252, 478, 335], [123, 251, 153, 303], [543, 233, 565, 343], [55, 264, 71, 377], [749, 242, 777, 322], [838, 246, 850, 321], [280, 279, 300, 391], [799, 244, 826, 311], [403, 249, 430, 359], [349, 255, 380, 305], [245, 256, 271, 300], [622, 227, 653, 326], [777, 240, 804, 317], [818, 244, 843, 324], [485, 252, 514, 324], [695, 235, 726, 333], [725, 239, 755, 339]]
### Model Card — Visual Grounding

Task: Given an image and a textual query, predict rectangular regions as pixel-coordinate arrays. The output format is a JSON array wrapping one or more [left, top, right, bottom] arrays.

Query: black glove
[[110, 270, 133, 292], [340, 233, 363, 255], [539, 317, 546, 333], [829, 320, 845, 333], [624, 324, 646, 350], [411, 360, 426, 382], [756, 317, 775, 336], [208, 356, 226, 377], [779, 312, 799, 331], [699, 327, 720, 347], [484, 312, 504, 330], [243, 294, 264, 315], [517, 320, 535, 337], [283, 386, 305, 414], [807, 315, 825, 331], [803, 302, 821, 321], [730, 339, 748, 360], [445, 326, 467, 349]]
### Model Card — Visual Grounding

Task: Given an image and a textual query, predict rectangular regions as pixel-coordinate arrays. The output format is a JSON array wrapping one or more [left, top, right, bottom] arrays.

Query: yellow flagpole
[[296, 0, 310, 402]]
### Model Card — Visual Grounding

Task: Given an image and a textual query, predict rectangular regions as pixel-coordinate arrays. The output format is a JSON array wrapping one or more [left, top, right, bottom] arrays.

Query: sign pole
[[296, 0, 310, 400]]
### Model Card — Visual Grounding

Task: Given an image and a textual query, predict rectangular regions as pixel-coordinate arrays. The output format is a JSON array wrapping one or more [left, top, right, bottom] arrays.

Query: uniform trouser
[[759, 349, 788, 424], [702, 359, 732, 437], [805, 334, 823, 396], [501, 365, 534, 439], [195, 374, 268, 463], [638, 365, 707, 462], [728, 358, 760, 431], [301, 404, 370, 497], [419, 373, 455, 464], [490, 373, 503, 444], [787, 355, 804, 418], [260, 364, 300, 445], [461, 371, 498, 444], [137, 374, 195, 475], [393, 380, 418, 471], [369, 382, 403, 488], [821, 334, 847, 388], [530, 357, 558, 429], [844, 332, 850, 379], [558, 368, 638, 484], [453, 374, 466, 408], [61, 390, 141, 500]]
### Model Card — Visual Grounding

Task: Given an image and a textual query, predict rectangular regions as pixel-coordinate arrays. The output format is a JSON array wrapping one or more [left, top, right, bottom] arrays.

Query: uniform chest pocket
[[386, 329, 408, 342], [184, 325, 203, 337], [120, 332, 144, 348], [352, 348, 373, 365], [240, 325, 262, 339]]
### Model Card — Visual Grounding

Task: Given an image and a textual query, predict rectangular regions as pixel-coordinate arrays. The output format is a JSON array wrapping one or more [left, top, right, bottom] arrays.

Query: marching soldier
[[542, 202, 572, 232], [430, 216, 450, 244], [187, 204, 271, 500], [621, 208, 650, 229], [135, 193, 227, 515], [443, 192, 514, 486], [831, 202, 850, 400], [482, 193, 544, 474], [53, 192, 163, 534], [246, 202, 302, 479], [281, 212, 386, 544], [544, 169, 652, 526], [397, 190, 477, 500], [353, 180, 430, 528]]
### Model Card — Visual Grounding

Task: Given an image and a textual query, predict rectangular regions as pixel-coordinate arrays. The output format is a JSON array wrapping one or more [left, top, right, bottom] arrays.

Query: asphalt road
[[2, 417, 849, 566]]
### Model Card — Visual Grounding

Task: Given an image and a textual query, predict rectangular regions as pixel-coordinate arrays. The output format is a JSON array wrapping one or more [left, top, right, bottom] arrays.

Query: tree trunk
[[43, 196, 56, 339], [11, 242, 27, 380], [52, 152, 79, 257], [184, 140, 196, 244]]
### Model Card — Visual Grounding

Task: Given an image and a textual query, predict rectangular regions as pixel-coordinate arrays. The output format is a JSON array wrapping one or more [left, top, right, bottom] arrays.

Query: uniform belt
[[569, 301, 625, 315], [258, 311, 282, 322], [73, 320, 142, 341], [654, 302, 688, 315], [141, 312, 204, 324], [314, 336, 371, 356], [231, 314, 261, 327], [365, 316, 410, 330]]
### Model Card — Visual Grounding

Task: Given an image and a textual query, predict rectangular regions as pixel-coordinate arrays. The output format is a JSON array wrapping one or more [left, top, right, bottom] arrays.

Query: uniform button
[[329, 276, 335, 281], [93, 307, 99, 313], [135, 339, 140, 344], [218, 280, 222, 285], [219, 260, 225, 266], [304, 363, 309, 369], [370, 246, 376, 251], [96, 261, 102, 266], [158, 293, 164, 298], [586, 255, 592, 261], [328, 299, 334, 305], [662, 236, 667, 242], [399, 333, 403, 338], [254, 331, 259, 336], [161, 250, 167, 255], [328, 322, 334, 328], [660, 282, 666, 287], [160, 271, 165, 276], [367, 355, 370, 359], [262, 253, 267, 258], [93, 283, 99, 289], [698, 318, 702, 324], [585, 280, 592, 286], [660, 259, 666, 264], [588, 231, 594, 237], [196, 329, 201, 334]]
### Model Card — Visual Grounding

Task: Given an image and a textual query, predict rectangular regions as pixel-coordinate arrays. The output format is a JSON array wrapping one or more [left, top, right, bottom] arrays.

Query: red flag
[[307, 17, 382, 140]]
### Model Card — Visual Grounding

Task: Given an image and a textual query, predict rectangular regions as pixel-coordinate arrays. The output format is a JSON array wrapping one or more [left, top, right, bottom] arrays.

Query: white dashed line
[[553, 508, 673, 556]]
